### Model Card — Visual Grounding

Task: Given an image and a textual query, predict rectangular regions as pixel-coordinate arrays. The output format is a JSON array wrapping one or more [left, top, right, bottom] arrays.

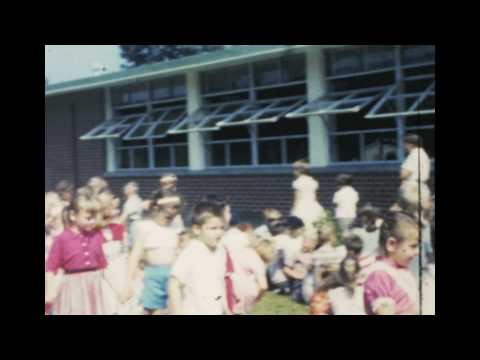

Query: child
[[45, 192, 65, 261], [54, 180, 74, 208], [225, 239, 273, 315], [87, 176, 109, 196], [97, 191, 128, 314], [270, 216, 305, 294], [347, 204, 383, 270], [168, 202, 228, 315], [160, 174, 185, 234], [287, 235, 318, 304], [363, 211, 420, 315], [254, 208, 282, 242], [120, 181, 144, 249], [291, 160, 326, 231], [45, 193, 110, 315], [121, 190, 182, 315], [327, 255, 365, 315], [332, 174, 359, 235]]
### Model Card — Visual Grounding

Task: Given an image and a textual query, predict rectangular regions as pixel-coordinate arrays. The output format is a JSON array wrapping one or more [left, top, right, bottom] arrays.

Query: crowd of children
[[45, 135, 435, 315]]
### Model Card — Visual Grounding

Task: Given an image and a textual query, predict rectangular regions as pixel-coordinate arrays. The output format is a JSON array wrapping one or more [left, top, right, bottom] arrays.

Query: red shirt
[[107, 223, 125, 241], [45, 228, 107, 274]]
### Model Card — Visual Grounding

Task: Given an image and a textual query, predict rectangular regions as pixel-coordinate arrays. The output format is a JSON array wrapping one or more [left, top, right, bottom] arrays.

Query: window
[[365, 81, 435, 119], [230, 142, 252, 166], [254, 60, 281, 87], [259, 140, 283, 164], [202, 65, 250, 94], [402, 45, 435, 65], [280, 54, 306, 83], [286, 86, 390, 118], [79, 114, 146, 140]]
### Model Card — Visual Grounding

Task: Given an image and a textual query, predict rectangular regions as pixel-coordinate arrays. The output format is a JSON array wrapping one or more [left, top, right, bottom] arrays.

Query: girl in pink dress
[[45, 190, 110, 315], [363, 211, 420, 315]]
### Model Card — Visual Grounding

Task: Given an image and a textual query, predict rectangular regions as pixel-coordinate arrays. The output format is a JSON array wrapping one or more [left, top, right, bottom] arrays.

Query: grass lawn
[[251, 292, 309, 315]]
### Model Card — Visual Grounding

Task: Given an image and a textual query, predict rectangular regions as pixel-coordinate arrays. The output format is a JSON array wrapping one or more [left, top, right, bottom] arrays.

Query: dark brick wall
[[45, 90, 106, 191]]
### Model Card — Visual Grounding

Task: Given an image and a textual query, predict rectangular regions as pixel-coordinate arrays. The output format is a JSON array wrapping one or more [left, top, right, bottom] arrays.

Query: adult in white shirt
[[332, 174, 360, 234], [400, 134, 432, 214], [121, 190, 181, 315], [291, 160, 326, 231]]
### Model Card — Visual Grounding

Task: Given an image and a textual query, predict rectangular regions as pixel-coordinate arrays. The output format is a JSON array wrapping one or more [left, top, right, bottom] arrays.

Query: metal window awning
[[122, 106, 187, 140], [285, 86, 392, 119], [168, 101, 249, 134], [168, 96, 306, 134], [365, 81, 435, 119], [217, 96, 306, 127], [79, 114, 147, 140]]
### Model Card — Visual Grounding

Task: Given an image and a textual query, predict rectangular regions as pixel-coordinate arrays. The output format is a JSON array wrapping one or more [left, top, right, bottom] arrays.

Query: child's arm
[[168, 276, 183, 315], [120, 234, 144, 303], [283, 266, 306, 280]]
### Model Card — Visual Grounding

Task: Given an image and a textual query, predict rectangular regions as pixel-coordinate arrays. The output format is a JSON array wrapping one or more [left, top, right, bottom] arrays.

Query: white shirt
[[169, 214, 185, 235], [333, 186, 359, 219], [135, 219, 178, 264], [402, 147, 431, 182], [312, 245, 347, 268], [328, 286, 366, 315], [123, 195, 144, 221], [275, 234, 303, 267], [170, 240, 225, 315], [220, 228, 250, 252]]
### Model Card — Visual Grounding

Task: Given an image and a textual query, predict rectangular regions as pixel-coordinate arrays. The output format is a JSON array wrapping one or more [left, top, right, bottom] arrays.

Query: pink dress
[[363, 258, 419, 315], [230, 248, 266, 315]]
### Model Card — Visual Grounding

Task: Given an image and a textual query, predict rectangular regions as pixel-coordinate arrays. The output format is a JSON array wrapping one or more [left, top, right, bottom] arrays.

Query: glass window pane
[[130, 84, 149, 103], [230, 65, 250, 90], [153, 134, 187, 145], [172, 77, 186, 97], [174, 145, 188, 167], [405, 115, 435, 128], [364, 133, 398, 161], [210, 125, 250, 141], [117, 149, 130, 169], [258, 118, 307, 138], [230, 142, 251, 165], [287, 138, 308, 163], [132, 148, 149, 168], [151, 122, 174, 137], [259, 140, 282, 164], [152, 79, 171, 100], [330, 49, 363, 76], [336, 113, 396, 132], [154, 147, 171, 168], [254, 60, 280, 86], [210, 144, 226, 166], [332, 135, 360, 162], [365, 46, 395, 70], [402, 45, 435, 65], [121, 139, 148, 147], [126, 124, 152, 138], [281, 55, 306, 83]]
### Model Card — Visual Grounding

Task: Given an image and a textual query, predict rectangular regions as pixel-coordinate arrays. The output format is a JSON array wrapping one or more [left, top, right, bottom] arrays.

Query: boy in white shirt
[[168, 202, 228, 315], [333, 174, 359, 235]]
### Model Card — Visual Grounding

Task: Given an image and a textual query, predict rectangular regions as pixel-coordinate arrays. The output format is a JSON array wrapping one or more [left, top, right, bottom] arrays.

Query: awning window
[[365, 81, 435, 119], [122, 106, 187, 140], [285, 86, 391, 119], [79, 114, 147, 140], [168, 97, 306, 134]]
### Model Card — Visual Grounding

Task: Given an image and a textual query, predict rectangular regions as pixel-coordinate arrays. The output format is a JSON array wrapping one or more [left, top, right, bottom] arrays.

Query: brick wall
[[45, 90, 105, 191]]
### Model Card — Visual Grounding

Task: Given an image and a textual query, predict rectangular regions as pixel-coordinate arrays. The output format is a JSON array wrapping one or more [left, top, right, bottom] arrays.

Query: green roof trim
[[45, 45, 348, 97]]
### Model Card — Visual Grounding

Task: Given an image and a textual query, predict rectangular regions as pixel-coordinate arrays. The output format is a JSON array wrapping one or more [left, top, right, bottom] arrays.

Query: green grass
[[251, 292, 309, 315]]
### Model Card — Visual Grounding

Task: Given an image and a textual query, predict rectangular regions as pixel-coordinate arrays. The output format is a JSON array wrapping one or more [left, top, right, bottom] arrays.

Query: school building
[[45, 45, 435, 221]]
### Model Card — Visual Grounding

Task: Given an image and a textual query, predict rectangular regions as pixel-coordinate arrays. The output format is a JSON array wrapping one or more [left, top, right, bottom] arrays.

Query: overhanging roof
[[45, 45, 350, 98]]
